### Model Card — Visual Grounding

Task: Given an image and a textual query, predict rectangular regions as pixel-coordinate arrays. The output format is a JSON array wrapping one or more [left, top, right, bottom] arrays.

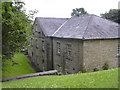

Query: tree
[[101, 9, 120, 24], [71, 8, 88, 17], [2, 2, 36, 61]]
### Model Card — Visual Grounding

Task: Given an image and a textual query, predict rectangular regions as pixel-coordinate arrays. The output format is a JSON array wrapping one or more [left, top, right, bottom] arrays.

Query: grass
[[2, 68, 119, 88], [2, 52, 36, 78]]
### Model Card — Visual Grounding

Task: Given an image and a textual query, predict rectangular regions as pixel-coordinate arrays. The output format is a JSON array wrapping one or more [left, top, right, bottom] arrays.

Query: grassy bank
[[2, 52, 36, 78], [2, 68, 119, 88]]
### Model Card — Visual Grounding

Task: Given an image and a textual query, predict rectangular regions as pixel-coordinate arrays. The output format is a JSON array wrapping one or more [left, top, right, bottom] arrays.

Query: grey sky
[[24, 0, 119, 19]]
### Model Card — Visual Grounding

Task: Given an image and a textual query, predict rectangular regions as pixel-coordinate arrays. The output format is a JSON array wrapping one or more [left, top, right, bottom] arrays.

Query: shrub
[[93, 67, 99, 72], [81, 66, 87, 73], [102, 62, 109, 70]]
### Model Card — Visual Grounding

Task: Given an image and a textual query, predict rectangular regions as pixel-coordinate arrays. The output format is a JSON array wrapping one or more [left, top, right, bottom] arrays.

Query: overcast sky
[[24, 0, 119, 19]]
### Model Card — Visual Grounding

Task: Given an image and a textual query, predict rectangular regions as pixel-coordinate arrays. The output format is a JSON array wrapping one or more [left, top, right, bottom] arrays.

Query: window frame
[[56, 42, 61, 55], [118, 44, 120, 55], [66, 44, 72, 60]]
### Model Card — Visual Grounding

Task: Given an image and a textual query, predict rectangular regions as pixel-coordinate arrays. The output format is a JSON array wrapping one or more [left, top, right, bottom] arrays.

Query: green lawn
[[2, 68, 119, 88], [2, 52, 36, 78]]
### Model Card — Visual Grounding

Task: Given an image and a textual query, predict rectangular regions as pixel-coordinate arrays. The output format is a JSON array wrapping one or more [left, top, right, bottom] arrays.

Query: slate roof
[[36, 17, 68, 36], [52, 15, 119, 39]]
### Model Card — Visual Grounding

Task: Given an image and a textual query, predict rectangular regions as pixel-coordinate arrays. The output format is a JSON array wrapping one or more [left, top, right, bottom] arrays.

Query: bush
[[81, 66, 87, 73], [102, 62, 109, 70], [93, 67, 99, 72]]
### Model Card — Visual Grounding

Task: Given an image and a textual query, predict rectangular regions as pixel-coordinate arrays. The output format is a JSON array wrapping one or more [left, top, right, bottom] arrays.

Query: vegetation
[[2, 52, 36, 78], [71, 8, 88, 17], [101, 9, 120, 24], [2, 1, 37, 61], [93, 67, 99, 72], [2, 68, 119, 88], [80, 66, 87, 73], [102, 62, 109, 70]]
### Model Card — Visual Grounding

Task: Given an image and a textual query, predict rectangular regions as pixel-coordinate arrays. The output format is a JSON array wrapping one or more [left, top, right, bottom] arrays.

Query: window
[[66, 44, 72, 60], [118, 44, 120, 54], [30, 38, 33, 47], [56, 42, 61, 55], [42, 40, 45, 51], [32, 52, 33, 56], [38, 32, 41, 38], [73, 68, 75, 70], [42, 59, 44, 64], [36, 39, 39, 49]]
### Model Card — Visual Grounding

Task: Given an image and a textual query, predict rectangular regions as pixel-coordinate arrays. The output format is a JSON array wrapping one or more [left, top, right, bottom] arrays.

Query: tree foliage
[[101, 9, 120, 24], [2, 2, 36, 60], [71, 8, 88, 17]]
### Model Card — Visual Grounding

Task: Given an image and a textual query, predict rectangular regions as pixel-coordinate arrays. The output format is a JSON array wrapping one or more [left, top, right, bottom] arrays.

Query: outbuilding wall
[[53, 38, 83, 74], [28, 21, 53, 71], [83, 39, 119, 72]]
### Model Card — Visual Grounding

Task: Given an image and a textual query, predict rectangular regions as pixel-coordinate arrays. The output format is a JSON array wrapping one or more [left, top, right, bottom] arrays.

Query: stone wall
[[53, 38, 83, 74], [46, 38, 54, 70], [83, 39, 119, 72], [28, 21, 53, 71]]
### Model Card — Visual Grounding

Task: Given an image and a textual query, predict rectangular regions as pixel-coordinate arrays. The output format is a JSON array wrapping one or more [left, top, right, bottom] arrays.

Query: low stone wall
[[0, 70, 58, 82]]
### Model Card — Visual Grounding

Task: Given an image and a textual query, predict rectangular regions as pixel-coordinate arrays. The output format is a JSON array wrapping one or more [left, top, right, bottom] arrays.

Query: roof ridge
[[82, 15, 93, 39], [91, 14, 119, 25], [52, 19, 70, 36]]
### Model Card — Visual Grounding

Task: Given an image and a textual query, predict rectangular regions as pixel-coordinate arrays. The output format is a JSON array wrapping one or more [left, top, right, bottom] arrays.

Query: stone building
[[28, 17, 68, 71], [28, 14, 119, 74]]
